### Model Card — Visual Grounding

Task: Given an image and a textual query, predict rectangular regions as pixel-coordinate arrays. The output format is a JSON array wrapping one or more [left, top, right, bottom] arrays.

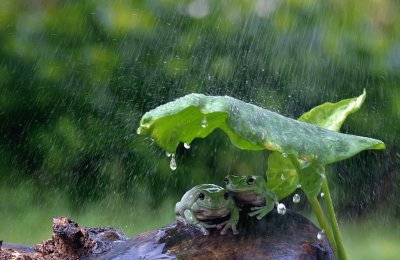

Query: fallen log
[[1, 209, 335, 259]]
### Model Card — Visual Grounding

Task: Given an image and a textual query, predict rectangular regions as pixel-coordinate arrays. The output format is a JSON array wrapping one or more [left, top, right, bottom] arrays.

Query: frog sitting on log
[[175, 184, 239, 235], [224, 175, 278, 220]]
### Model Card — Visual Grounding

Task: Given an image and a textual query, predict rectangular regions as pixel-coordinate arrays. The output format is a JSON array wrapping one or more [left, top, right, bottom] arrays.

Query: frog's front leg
[[248, 198, 275, 220], [217, 207, 239, 235], [248, 189, 278, 219], [183, 209, 215, 235]]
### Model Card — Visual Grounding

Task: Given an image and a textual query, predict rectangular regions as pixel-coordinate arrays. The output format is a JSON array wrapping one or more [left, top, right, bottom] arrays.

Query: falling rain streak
[[1, 0, 397, 256]]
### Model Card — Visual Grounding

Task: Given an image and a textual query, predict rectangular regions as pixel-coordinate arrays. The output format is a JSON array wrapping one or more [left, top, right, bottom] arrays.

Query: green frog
[[224, 175, 278, 220], [175, 184, 239, 235]]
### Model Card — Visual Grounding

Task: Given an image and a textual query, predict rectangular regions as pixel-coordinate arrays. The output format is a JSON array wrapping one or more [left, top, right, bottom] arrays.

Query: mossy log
[[0, 210, 335, 259]]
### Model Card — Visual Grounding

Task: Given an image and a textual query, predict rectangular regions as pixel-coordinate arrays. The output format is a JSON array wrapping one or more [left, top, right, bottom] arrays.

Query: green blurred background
[[0, 0, 399, 258]]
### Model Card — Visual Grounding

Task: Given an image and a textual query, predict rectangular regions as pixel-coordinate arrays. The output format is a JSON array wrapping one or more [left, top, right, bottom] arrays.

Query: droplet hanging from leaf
[[170, 154, 177, 171], [277, 203, 286, 215], [293, 194, 300, 203]]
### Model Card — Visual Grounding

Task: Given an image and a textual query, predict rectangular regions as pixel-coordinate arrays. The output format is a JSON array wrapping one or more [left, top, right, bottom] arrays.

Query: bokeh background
[[1, 0, 399, 258]]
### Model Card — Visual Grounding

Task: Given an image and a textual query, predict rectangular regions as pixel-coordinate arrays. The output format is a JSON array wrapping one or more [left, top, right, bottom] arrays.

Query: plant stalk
[[307, 195, 337, 253], [322, 179, 347, 260], [288, 155, 339, 256]]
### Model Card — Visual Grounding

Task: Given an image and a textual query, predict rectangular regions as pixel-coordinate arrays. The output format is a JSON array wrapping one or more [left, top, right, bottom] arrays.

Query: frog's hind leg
[[176, 215, 188, 225]]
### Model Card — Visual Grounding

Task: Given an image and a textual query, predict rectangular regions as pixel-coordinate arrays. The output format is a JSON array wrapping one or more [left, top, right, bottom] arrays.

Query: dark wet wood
[[0, 210, 335, 259], [1, 217, 128, 260]]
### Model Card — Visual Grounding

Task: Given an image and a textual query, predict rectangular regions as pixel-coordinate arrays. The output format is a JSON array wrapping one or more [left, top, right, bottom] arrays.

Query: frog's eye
[[224, 176, 229, 184], [198, 193, 205, 200], [247, 176, 255, 185], [224, 192, 229, 200]]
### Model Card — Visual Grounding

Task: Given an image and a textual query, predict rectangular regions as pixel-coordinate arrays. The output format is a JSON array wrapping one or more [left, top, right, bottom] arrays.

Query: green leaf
[[266, 152, 299, 200], [266, 90, 381, 199], [298, 163, 325, 198], [298, 89, 366, 131], [266, 152, 325, 199], [139, 93, 384, 164]]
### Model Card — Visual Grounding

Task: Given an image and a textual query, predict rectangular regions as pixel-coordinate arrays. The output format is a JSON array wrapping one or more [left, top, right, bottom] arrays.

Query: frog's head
[[224, 175, 267, 207], [224, 175, 265, 192], [194, 184, 231, 209]]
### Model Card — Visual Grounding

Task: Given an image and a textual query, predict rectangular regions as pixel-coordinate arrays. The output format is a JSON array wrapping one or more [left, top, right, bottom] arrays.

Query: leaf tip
[[373, 141, 386, 150]]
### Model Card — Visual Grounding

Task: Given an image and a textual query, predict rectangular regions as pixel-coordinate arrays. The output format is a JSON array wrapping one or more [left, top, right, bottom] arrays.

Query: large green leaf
[[298, 89, 366, 131], [139, 93, 384, 165], [266, 90, 382, 199]]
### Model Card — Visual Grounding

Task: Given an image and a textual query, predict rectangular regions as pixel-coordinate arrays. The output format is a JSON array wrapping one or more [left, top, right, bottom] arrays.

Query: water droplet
[[320, 192, 325, 197], [317, 230, 324, 240], [201, 117, 208, 128], [280, 174, 286, 180], [170, 154, 177, 171], [293, 194, 300, 203], [277, 203, 286, 215], [297, 184, 302, 189], [184, 143, 191, 149], [166, 152, 172, 157], [282, 153, 288, 158], [136, 128, 141, 134]]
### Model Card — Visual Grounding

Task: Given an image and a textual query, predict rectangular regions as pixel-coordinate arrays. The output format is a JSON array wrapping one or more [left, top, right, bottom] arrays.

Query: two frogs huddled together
[[175, 175, 278, 235]]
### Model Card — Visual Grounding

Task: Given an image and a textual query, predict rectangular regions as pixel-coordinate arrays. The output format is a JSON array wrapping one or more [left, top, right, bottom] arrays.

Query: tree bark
[[0, 210, 335, 259]]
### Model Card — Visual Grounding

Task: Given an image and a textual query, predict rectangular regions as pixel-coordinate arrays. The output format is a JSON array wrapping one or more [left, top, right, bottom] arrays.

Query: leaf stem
[[322, 179, 347, 260], [288, 154, 338, 256], [307, 195, 337, 252]]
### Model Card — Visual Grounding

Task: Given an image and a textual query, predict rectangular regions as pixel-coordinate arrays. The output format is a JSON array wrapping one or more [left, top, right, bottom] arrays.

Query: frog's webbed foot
[[216, 221, 239, 235], [248, 208, 265, 219], [248, 203, 274, 220]]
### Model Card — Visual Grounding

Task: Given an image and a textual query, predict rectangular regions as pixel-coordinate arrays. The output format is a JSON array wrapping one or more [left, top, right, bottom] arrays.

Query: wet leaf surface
[[139, 93, 384, 165]]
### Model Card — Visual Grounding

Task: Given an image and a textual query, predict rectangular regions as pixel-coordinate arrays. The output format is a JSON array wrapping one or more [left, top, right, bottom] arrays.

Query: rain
[[0, 0, 399, 259]]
